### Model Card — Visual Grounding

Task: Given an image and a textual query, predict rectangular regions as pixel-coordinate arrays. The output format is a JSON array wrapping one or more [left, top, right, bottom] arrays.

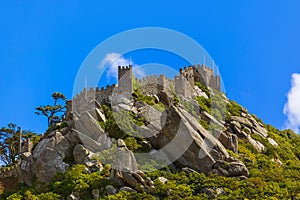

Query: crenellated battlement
[[72, 63, 220, 104]]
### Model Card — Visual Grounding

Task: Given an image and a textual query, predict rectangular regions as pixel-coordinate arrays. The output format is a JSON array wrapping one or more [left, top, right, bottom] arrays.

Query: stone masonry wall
[[138, 74, 174, 96], [71, 64, 220, 108]]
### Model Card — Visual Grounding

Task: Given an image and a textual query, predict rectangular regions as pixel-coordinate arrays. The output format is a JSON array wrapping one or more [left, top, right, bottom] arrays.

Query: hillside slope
[[1, 83, 300, 200]]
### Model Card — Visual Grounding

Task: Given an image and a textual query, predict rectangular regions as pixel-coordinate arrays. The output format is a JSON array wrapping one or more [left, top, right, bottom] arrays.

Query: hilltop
[[1, 64, 300, 199]]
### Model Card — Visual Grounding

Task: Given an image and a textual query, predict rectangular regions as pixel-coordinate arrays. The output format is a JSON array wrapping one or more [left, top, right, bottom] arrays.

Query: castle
[[73, 64, 220, 107]]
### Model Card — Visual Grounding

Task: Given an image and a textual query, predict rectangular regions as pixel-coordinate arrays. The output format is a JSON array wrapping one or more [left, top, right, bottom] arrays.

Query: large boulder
[[32, 131, 75, 183], [110, 139, 154, 192], [230, 116, 252, 128], [17, 152, 34, 186], [247, 135, 265, 152], [73, 111, 112, 152], [113, 139, 138, 173], [73, 144, 89, 164], [152, 106, 248, 177], [18, 129, 80, 185], [215, 130, 238, 153]]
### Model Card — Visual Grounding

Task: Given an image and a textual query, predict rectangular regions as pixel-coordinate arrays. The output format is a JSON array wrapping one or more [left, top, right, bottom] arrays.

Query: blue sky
[[0, 1, 300, 133]]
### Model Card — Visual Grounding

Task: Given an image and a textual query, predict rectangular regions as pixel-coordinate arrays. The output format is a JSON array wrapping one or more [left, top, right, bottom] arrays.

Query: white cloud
[[133, 66, 146, 78], [283, 73, 300, 133], [99, 52, 145, 79]]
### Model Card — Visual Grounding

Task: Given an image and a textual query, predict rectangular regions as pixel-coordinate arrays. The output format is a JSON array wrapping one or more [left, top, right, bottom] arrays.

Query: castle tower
[[175, 73, 193, 98], [118, 65, 133, 95]]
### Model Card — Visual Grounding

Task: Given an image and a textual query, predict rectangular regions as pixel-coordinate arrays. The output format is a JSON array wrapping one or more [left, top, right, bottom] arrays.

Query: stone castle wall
[[138, 74, 174, 96], [179, 64, 220, 91], [72, 63, 221, 107]]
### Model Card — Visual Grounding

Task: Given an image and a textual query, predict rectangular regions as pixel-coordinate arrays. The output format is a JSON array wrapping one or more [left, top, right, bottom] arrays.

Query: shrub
[[199, 119, 209, 130], [226, 100, 243, 117], [35, 192, 61, 200], [124, 136, 141, 152], [195, 82, 210, 97], [195, 96, 211, 113]]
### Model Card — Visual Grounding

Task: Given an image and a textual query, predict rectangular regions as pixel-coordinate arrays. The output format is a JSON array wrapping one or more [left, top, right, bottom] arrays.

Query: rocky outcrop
[[18, 128, 81, 185], [216, 130, 238, 153], [72, 144, 103, 172], [247, 135, 265, 152], [106, 185, 117, 195], [268, 137, 278, 147], [17, 89, 256, 188], [151, 106, 248, 177], [73, 144, 89, 164], [17, 152, 34, 186], [73, 111, 112, 152], [113, 139, 138, 173], [110, 139, 155, 193], [32, 131, 77, 183], [227, 113, 277, 152]]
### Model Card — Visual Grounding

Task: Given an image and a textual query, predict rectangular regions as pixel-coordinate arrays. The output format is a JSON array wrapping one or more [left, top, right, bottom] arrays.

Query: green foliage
[[5, 191, 61, 200], [195, 96, 211, 113], [101, 104, 127, 139], [172, 92, 180, 106], [102, 104, 145, 139], [92, 146, 116, 164], [136, 158, 163, 172], [210, 90, 227, 121], [133, 89, 165, 111], [199, 118, 209, 130], [6, 193, 23, 200], [62, 154, 74, 165], [105, 191, 156, 200], [98, 121, 105, 130], [35, 192, 61, 200], [226, 100, 243, 117], [0, 123, 37, 166], [152, 102, 165, 112], [50, 164, 112, 198], [35, 92, 67, 127], [124, 136, 141, 152], [132, 76, 140, 91], [181, 101, 197, 116], [133, 89, 155, 105], [129, 111, 145, 127], [195, 82, 210, 97]]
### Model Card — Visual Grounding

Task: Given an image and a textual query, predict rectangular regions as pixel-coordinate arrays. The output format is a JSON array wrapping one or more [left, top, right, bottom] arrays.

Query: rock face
[[106, 185, 117, 195], [227, 114, 278, 152], [19, 87, 274, 188], [73, 111, 112, 152], [32, 131, 78, 183], [247, 135, 265, 152], [110, 139, 155, 192], [17, 152, 34, 186], [151, 106, 248, 177], [73, 144, 89, 164], [215, 130, 238, 153], [113, 139, 138, 173], [18, 129, 80, 185]]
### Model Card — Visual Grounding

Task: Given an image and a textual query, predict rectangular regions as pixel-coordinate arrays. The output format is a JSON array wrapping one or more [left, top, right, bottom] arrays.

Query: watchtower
[[118, 65, 133, 94]]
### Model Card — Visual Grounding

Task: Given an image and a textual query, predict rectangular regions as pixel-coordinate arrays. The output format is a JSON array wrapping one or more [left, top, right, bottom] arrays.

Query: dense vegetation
[[0, 124, 40, 166], [3, 124, 300, 200]]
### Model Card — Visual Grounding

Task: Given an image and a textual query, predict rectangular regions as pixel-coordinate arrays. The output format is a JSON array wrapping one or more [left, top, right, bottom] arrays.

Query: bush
[[226, 100, 243, 117], [124, 136, 141, 152], [195, 82, 210, 97], [199, 119, 209, 130], [35, 192, 61, 200]]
